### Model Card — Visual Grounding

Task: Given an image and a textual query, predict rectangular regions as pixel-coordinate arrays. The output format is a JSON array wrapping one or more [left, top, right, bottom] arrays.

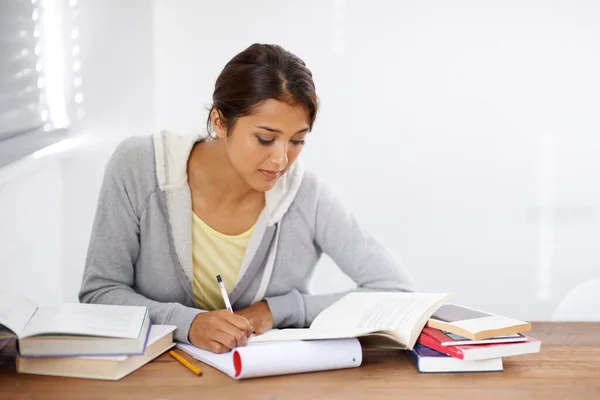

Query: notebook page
[[176, 343, 236, 377], [249, 328, 359, 343], [235, 338, 361, 379], [0, 292, 38, 337], [20, 303, 147, 339], [177, 338, 362, 379]]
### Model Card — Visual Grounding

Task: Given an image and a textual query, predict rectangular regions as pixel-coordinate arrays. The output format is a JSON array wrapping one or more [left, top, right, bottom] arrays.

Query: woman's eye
[[256, 136, 274, 146], [256, 136, 306, 147]]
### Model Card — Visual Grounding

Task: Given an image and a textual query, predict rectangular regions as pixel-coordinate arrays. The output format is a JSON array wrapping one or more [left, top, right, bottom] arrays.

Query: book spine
[[417, 334, 464, 360]]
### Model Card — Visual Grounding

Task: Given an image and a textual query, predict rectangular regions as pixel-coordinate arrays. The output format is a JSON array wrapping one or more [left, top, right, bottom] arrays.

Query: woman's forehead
[[242, 99, 310, 128]]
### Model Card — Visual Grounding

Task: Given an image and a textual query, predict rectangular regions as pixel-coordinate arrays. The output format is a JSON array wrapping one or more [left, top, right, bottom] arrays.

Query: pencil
[[169, 350, 203, 376]]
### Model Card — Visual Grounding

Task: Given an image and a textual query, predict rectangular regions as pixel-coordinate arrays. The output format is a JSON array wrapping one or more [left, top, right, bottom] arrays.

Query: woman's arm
[[265, 181, 416, 328], [78, 139, 203, 343]]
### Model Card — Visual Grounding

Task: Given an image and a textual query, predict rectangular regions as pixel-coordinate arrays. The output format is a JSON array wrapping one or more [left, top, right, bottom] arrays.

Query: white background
[[1, 0, 599, 321]]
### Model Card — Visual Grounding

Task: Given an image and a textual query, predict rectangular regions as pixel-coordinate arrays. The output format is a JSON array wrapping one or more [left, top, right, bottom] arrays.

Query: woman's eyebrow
[[256, 125, 310, 134]]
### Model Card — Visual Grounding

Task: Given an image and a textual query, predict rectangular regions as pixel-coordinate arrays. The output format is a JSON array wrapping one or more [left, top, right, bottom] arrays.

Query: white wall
[[0, 0, 155, 305], [60, 0, 156, 302], [2, 0, 598, 320], [0, 159, 64, 306], [153, 0, 600, 320]]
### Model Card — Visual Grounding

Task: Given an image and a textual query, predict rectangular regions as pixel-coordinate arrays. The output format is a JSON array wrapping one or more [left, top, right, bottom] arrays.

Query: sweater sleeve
[[265, 181, 416, 328], [78, 138, 203, 343]]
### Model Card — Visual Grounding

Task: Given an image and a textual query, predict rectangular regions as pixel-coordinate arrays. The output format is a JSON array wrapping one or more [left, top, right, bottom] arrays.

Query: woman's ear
[[210, 108, 227, 138]]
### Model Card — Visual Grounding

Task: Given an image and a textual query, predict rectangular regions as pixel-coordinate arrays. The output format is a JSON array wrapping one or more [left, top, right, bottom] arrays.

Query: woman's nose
[[271, 143, 288, 169]]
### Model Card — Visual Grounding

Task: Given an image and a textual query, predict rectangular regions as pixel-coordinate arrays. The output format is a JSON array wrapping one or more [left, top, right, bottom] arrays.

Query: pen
[[169, 350, 202, 376], [216, 274, 233, 312]]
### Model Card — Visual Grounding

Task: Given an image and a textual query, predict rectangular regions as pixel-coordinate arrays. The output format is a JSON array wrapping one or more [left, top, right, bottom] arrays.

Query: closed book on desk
[[427, 304, 531, 340], [418, 328, 541, 361], [0, 292, 150, 357], [17, 325, 176, 380], [177, 338, 362, 379], [250, 292, 450, 350], [407, 344, 504, 373], [426, 328, 528, 346]]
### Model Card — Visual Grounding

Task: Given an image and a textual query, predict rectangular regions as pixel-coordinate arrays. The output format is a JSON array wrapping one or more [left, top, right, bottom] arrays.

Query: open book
[[250, 292, 450, 350], [176, 338, 362, 379], [17, 325, 176, 380], [0, 293, 150, 357]]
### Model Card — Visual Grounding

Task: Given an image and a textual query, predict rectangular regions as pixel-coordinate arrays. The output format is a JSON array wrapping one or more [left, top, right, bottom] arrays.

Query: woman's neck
[[186, 139, 260, 207]]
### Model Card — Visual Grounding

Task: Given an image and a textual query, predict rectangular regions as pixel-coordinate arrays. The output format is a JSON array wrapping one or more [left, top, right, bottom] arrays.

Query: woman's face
[[214, 99, 311, 192]]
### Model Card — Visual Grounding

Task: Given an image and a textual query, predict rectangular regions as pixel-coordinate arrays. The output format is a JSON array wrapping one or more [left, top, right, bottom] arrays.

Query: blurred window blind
[[0, 0, 46, 141], [0, 0, 69, 168]]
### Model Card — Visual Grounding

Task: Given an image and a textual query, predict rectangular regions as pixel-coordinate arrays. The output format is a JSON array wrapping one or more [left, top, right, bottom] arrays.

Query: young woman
[[79, 43, 415, 353]]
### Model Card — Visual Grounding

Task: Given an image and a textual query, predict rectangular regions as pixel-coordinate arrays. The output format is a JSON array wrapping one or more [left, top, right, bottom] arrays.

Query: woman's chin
[[248, 176, 279, 192]]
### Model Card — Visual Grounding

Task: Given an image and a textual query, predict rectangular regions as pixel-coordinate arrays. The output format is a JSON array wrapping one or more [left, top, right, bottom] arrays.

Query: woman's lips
[[259, 169, 281, 180]]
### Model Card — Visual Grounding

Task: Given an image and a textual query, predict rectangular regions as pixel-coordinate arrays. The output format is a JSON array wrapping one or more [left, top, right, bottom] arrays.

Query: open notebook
[[176, 338, 362, 379]]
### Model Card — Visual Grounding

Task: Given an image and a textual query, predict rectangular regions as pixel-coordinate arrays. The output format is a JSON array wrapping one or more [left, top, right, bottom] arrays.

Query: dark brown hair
[[207, 43, 318, 137]]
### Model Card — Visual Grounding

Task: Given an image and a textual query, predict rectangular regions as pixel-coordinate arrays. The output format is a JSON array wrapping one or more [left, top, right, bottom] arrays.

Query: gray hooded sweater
[[79, 131, 415, 343]]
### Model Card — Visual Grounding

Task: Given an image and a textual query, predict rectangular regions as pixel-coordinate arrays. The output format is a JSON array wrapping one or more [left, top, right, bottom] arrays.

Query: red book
[[417, 327, 541, 361], [418, 332, 466, 359]]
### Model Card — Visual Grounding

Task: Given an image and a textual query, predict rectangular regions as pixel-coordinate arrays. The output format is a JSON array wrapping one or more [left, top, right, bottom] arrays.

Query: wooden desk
[[1, 322, 599, 400]]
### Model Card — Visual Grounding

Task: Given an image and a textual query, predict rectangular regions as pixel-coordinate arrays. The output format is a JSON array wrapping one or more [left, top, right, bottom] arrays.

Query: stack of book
[[408, 304, 541, 373], [0, 293, 175, 380]]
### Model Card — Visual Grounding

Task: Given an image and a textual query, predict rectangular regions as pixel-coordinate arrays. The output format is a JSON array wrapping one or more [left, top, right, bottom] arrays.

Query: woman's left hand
[[235, 301, 274, 335]]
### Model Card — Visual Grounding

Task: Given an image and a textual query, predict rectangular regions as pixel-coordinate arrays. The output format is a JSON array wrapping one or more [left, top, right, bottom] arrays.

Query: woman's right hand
[[188, 310, 254, 353]]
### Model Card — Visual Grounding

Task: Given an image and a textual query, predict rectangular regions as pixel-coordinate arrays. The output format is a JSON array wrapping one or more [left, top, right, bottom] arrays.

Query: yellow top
[[191, 212, 256, 310]]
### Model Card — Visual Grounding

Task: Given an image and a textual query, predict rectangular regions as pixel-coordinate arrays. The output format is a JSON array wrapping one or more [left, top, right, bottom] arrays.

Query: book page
[[20, 303, 148, 339], [75, 325, 176, 361], [177, 338, 362, 379], [451, 315, 530, 333], [0, 292, 38, 337], [311, 292, 450, 344]]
